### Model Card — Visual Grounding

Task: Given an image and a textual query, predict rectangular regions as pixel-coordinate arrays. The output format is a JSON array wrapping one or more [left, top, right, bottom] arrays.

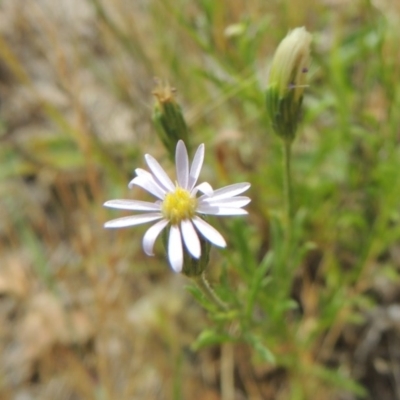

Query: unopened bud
[[265, 27, 312, 141], [152, 80, 190, 158]]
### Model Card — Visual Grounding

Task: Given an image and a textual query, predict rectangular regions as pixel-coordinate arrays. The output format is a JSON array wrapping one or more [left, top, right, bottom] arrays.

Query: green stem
[[282, 139, 293, 244], [193, 272, 228, 311]]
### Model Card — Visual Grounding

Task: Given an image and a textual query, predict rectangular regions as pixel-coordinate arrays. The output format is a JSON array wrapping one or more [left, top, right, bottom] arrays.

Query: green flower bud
[[265, 27, 312, 142], [152, 80, 190, 158]]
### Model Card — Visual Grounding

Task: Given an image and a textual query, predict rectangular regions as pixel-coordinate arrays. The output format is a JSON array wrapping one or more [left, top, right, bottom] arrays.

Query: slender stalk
[[221, 342, 234, 400], [193, 272, 228, 311], [282, 139, 293, 244]]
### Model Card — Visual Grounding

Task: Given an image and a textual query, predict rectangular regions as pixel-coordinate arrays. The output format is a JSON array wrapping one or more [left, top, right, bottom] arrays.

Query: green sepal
[[265, 85, 303, 142]]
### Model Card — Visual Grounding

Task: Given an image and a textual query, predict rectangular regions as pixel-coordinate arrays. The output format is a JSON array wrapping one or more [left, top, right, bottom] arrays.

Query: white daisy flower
[[104, 140, 250, 273]]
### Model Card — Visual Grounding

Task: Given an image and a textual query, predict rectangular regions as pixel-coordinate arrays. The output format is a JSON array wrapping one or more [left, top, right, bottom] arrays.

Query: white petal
[[142, 219, 169, 256], [181, 219, 201, 259], [133, 169, 174, 196], [132, 169, 168, 192], [134, 168, 152, 177], [176, 140, 189, 189], [104, 213, 163, 228], [144, 154, 175, 192], [168, 225, 183, 272], [104, 199, 161, 211], [197, 205, 248, 215], [200, 182, 250, 201], [188, 143, 205, 190], [201, 196, 251, 208], [128, 176, 166, 200], [192, 182, 213, 196], [192, 216, 226, 247]]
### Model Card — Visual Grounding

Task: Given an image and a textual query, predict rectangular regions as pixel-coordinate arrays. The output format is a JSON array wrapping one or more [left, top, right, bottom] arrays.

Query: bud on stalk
[[152, 80, 190, 158], [265, 27, 312, 142]]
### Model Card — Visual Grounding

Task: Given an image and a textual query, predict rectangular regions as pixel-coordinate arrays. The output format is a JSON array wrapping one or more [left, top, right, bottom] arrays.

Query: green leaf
[[246, 334, 276, 364], [192, 329, 232, 351]]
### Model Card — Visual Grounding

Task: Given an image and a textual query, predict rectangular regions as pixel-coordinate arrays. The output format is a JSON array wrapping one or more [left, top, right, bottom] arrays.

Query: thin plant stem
[[282, 139, 293, 244], [193, 272, 228, 311], [221, 342, 234, 400]]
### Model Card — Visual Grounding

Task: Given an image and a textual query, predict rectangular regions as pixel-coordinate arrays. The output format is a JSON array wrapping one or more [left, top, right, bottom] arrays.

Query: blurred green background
[[1, 0, 400, 399]]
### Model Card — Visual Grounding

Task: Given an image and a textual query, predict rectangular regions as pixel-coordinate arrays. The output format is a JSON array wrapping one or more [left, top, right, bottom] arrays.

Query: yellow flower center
[[162, 187, 198, 225]]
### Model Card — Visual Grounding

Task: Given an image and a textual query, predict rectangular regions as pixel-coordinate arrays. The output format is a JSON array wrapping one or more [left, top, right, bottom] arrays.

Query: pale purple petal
[[144, 154, 175, 192], [128, 176, 166, 200], [131, 169, 169, 194], [134, 168, 152, 178], [168, 225, 183, 272], [181, 219, 201, 259], [104, 213, 163, 228], [197, 205, 248, 215], [192, 182, 213, 196], [188, 143, 205, 190], [104, 199, 161, 211], [199, 182, 250, 201], [200, 196, 251, 208], [176, 140, 189, 189], [142, 219, 169, 256], [129, 168, 156, 186], [192, 216, 226, 247]]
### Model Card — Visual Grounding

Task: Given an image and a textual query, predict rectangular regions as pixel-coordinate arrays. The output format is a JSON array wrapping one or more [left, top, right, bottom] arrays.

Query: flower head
[[265, 27, 312, 141], [104, 140, 251, 273]]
